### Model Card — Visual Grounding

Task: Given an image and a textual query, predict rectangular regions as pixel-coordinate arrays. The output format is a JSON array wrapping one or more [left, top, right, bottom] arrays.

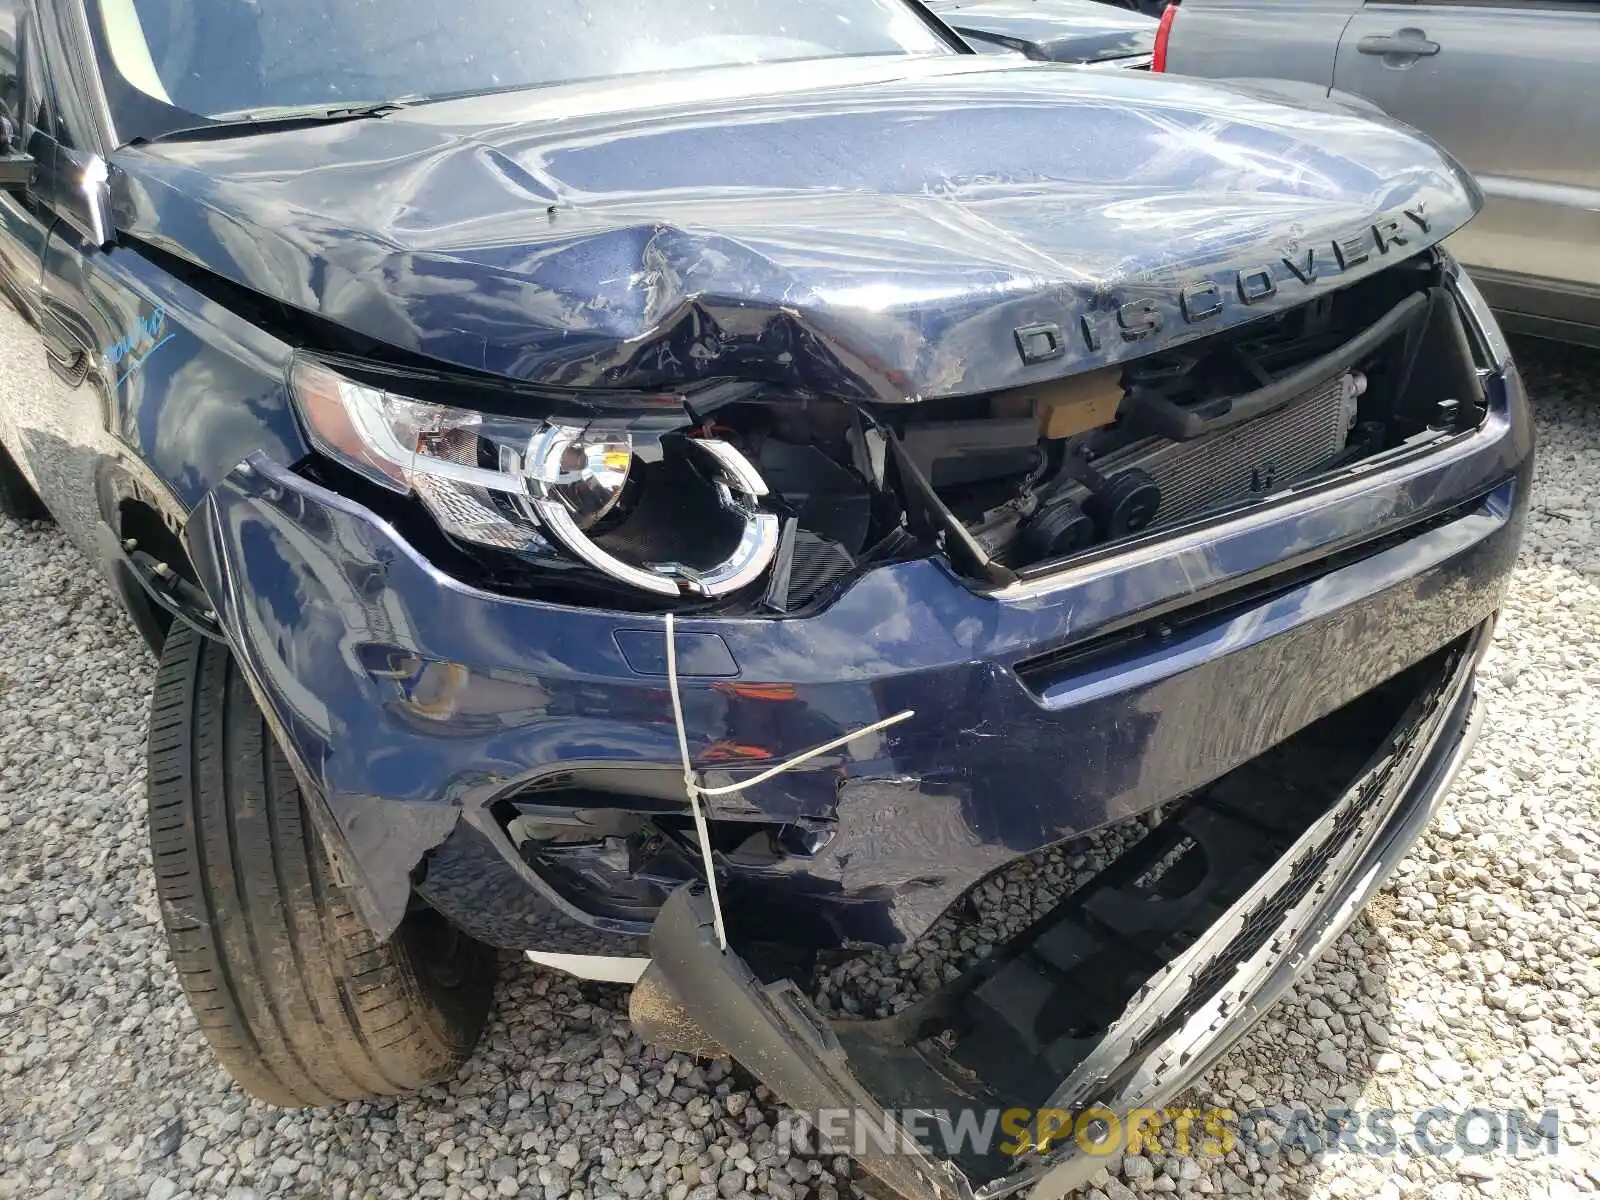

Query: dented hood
[[110, 55, 1481, 404]]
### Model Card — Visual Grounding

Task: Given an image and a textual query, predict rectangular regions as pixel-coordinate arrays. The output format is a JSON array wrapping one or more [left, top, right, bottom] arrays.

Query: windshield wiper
[[129, 101, 413, 146]]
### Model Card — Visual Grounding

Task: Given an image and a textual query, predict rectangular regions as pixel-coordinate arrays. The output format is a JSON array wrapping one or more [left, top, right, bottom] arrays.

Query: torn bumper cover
[[182, 314, 1528, 953], [637, 627, 1487, 1200], [184, 427, 1522, 953]]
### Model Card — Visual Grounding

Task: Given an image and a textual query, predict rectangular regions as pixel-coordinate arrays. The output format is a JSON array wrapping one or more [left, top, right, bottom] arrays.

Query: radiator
[[1091, 372, 1362, 529]]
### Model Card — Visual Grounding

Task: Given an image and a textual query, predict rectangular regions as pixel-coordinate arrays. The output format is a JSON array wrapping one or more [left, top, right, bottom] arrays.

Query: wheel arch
[[93, 457, 223, 651]]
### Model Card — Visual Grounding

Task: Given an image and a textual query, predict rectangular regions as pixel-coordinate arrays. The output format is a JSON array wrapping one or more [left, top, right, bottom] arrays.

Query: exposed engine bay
[[307, 252, 1487, 612], [881, 256, 1485, 587]]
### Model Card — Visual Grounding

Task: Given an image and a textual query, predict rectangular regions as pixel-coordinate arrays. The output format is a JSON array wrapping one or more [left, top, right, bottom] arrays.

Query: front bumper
[[639, 626, 1487, 1199], [184, 330, 1530, 949]]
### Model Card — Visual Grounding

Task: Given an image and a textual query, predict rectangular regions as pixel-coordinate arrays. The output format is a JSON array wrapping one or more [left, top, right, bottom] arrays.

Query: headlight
[[291, 360, 781, 598]]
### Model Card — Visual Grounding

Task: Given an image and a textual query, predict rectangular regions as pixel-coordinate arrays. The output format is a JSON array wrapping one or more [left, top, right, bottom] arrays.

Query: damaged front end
[[185, 239, 1528, 956], [288, 246, 1483, 614], [634, 629, 1486, 1200], [166, 61, 1529, 1182]]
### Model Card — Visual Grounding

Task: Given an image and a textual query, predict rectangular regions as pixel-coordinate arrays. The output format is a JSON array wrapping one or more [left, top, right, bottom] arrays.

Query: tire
[[0, 440, 48, 521], [147, 621, 495, 1106]]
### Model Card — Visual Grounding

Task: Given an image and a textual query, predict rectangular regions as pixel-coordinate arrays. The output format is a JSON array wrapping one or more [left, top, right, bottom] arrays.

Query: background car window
[[93, 0, 955, 128]]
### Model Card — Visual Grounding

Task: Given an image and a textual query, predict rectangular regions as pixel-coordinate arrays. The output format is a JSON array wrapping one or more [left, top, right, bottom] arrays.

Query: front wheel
[[147, 622, 495, 1106]]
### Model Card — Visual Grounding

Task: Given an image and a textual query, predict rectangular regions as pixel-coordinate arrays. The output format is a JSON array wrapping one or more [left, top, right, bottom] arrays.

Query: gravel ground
[[1, 340, 1597, 1200]]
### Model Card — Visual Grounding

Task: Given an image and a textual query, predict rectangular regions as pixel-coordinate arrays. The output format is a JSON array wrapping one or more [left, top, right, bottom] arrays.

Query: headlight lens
[[526, 428, 635, 530], [291, 361, 780, 598]]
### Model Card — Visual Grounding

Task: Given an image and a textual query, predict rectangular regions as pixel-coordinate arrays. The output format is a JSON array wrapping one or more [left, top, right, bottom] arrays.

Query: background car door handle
[[1358, 29, 1440, 59]]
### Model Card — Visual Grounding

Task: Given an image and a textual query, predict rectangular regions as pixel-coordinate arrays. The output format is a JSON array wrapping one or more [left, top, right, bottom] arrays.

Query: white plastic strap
[[663, 611, 914, 951]]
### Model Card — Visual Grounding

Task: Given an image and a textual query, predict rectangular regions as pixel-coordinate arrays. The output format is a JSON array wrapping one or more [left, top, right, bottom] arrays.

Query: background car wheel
[[0, 441, 49, 521], [147, 621, 495, 1106]]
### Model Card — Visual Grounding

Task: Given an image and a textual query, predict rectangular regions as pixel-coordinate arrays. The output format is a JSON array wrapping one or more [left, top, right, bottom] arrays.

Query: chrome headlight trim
[[524, 425, 780, 598], [291, 362, 781, 599]]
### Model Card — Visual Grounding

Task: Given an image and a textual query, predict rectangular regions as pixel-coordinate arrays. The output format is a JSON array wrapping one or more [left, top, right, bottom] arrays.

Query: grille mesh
[[1100, 373, 1357, 528], [786, 530, 855, 607], [1127, 640, 1465, 1062]]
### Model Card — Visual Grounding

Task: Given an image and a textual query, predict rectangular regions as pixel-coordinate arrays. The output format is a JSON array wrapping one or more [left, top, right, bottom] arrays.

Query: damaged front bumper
[[182, 315, 1529, 955], [178, 268, 1528, 1194], [636, 626, 1488, 1200]]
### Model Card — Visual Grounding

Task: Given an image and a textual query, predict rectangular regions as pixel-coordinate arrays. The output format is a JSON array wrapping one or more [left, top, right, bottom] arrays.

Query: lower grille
[[1077, 636, 1469, 1105], [1147, 669, 1435, 1036], [1090, 371, 1361, 528], [919, 642, 1466, 1123]]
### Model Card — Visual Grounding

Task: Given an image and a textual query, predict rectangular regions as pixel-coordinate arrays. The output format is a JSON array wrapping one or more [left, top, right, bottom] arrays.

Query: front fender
[[185, 460, 460, 938]]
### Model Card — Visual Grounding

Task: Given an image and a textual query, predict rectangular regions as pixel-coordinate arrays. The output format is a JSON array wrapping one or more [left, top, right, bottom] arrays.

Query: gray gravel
[[1, 340, 1597, 1200]]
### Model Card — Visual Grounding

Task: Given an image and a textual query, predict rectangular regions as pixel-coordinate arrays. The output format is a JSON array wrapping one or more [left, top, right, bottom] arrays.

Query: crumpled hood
[[923, 0, 1156, 63], [111, 55, 1481, 404]]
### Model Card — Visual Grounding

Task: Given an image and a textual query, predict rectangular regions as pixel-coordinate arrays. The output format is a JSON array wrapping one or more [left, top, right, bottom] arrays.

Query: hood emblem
[[1016, 205, 1433, 364]]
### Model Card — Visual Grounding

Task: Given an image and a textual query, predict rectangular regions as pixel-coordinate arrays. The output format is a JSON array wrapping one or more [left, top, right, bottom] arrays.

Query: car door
[[1163, 0, 1365, 87], [0, 0, 58, 497], [1334, 1, 1600, 332]]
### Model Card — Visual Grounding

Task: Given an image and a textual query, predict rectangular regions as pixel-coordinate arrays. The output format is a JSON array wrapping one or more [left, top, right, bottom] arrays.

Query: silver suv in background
[[1159, 0, 1600, 347]]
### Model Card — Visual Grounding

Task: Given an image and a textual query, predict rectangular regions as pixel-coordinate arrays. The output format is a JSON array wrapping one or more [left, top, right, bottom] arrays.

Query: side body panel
[[1334, 2, 1600, 333], [1163, 0, 1363, 85], [27, 222, 308, 632]]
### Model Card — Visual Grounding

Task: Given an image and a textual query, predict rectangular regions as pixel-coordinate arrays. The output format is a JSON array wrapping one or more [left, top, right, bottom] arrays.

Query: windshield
[[92, 0, 957, 134]]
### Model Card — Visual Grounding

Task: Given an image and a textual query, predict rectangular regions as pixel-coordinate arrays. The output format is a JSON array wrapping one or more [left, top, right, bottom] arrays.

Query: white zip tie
[[663, 611, 914, 951]]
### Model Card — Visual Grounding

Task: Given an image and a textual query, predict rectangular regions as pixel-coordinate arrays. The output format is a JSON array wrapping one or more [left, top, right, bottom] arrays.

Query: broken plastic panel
[[635, 631, 1484, 1200]]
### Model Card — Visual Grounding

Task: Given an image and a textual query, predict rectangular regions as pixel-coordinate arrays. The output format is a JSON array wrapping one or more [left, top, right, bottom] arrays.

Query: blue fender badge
[[106, 306, 172, 385]]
